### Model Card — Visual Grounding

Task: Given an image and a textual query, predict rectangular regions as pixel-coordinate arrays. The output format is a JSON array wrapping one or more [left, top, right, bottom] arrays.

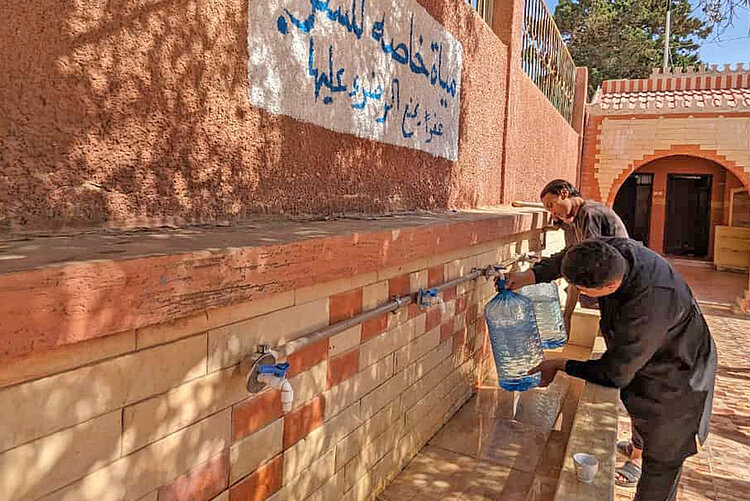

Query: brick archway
[[606, 144, 750, 312], [606, 144, 750, 207]]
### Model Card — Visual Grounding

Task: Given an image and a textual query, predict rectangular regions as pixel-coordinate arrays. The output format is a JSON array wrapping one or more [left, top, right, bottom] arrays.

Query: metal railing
[[466, 0, 494, 27], [521, 0, 576, 123]]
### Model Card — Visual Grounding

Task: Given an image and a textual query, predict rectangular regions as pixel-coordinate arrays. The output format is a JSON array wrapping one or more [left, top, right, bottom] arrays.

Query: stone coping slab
[[554, 336, 618, 501], [0, 208, 547, 362]]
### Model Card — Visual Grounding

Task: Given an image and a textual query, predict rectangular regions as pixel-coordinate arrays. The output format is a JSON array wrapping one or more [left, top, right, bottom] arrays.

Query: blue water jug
[[484, 280, 544, 391], [518, 282, 567, 350]]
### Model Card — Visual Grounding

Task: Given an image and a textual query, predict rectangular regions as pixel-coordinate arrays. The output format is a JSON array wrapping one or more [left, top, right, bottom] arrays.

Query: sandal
[[617, 440, 634, 458], [615, 461, 641, 488]]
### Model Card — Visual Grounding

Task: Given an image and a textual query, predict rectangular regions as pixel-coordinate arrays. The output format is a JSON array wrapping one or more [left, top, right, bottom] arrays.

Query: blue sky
[[545, 0, 750, 65]]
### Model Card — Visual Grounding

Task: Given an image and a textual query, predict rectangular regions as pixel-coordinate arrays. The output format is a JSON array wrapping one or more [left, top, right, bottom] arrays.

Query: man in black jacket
[[508, 238, 716, 501]]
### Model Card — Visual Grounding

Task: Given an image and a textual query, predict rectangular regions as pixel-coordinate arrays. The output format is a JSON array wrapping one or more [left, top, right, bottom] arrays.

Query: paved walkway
[[615, 305, 750, 501], [669, 259, 748, 307], [378, 345, 591, 501]]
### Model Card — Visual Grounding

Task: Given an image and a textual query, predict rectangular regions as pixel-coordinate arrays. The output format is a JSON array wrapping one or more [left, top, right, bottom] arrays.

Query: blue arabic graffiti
[[275, 0, 459, 146]]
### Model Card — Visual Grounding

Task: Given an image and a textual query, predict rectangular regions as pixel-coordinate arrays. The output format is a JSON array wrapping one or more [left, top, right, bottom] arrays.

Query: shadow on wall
[[0, 0, 464, 233], [0, 258, 230, 501]]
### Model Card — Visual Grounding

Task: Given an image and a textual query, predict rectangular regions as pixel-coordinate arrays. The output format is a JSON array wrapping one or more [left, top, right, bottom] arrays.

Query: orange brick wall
[[580, 109, 750, 309], [0, 231, 541, 501]]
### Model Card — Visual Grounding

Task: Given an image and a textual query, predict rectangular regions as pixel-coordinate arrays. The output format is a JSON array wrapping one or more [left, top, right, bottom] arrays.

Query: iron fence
[[521, 0, 576, 123]]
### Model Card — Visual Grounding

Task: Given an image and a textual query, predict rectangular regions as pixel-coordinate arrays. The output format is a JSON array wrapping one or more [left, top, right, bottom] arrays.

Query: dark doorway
[[613, 173, 654, 246], [664, 174, 713, 257]]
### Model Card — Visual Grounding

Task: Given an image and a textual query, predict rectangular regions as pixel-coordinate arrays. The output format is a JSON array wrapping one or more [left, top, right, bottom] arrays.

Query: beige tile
[[364, 399, 403, 446], [323, 357, 393, 419], [343, 467, 373, 501], [409, 270, 428, 293], [329, 326, 361, 358], [289, 361, 328, 409], [403, 341, 453, 390], [377, 258, 429, 281], [284, 402, 360, 483], [336, 426, 367, 471], [444, 259, 465, 281], [37, 410, 230, 501], [326, 401, 363, 435], [230, 418, 283, 484], [283, 447, 336, 500], [360, 371, 406, 419], [359, 321, 412, 369], [0, 334, 207, 453], [386, 306, 410, 330], [207, 298, 328, 371], [136, 491, 158, 501], [205, 291, 294, 330], [136, 313, 208, 349], [343, 427, 398, 492], [308, 472, 345, 501], [208, 491, 228, 501], [394, 328, 441, 373], [362, 281, 390, 310], [426, 247, 471, 269], [405, 385, 441, 429], [295, 273, 377, 305], [0, 330, 136, 390], [412, 314, 427, 338], [370, 449, 398, 495], [0, 411, 121, 501], [453, 312, 467, 333], [123, 364, 246, 454]]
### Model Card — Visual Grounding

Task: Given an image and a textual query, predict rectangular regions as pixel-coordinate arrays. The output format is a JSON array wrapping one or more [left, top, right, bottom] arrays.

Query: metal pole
[[275, 295, 413, 359], [663, 0, 671, 71], [271, 254, 540, 359]]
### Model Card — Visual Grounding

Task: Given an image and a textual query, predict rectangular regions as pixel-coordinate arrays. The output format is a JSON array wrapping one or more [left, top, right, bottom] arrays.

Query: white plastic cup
[[573, 453, 599, 484]]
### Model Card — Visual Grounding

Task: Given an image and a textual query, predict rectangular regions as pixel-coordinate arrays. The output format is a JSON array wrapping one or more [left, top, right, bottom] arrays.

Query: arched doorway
[[612, 154, 750, 305]]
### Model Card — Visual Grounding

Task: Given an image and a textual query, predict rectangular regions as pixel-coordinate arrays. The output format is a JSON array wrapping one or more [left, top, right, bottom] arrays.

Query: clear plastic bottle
[[518, 282, 567, 350], [484, 280, 544, 391]]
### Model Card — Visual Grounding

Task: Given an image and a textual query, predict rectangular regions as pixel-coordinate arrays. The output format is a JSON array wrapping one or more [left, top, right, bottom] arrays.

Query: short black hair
[[540, 179, 581, 199], [561, 240, 627, 288]]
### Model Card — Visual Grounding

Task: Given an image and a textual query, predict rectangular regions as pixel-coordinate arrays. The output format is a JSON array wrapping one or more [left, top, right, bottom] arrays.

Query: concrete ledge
[[0, 208, 548, 362], [569, 308, 601, 348], [553, 336, 618, 501]]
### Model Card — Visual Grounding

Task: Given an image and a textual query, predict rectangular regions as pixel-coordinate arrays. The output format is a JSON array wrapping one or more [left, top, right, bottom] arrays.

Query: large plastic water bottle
[[484, 279, 544, 391], [518, 282, 567, 350]]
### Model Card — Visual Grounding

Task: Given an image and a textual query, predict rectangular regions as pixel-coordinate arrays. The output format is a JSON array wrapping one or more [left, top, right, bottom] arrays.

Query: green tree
[[554, 0, 713, 97]]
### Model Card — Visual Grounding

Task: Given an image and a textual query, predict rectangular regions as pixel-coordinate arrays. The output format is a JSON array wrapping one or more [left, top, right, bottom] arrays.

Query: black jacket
[[533, 238, 717, 462]]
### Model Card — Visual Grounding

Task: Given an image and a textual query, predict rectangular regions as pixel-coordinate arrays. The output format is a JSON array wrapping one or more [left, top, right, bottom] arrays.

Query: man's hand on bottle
[[528, 359, 567, 387], [505, 269, 536, 290]]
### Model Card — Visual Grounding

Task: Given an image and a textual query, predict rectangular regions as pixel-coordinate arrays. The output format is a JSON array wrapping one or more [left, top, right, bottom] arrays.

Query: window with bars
[[466, 0, 494, 26]]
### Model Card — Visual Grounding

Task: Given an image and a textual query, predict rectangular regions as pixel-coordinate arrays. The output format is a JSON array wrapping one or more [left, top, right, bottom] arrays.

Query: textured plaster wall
[[0, 0, 514, 232], [503, 73, 581, 203]]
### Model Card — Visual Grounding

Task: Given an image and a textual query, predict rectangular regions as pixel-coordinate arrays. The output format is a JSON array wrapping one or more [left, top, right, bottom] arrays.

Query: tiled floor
[[669, 259, 748, 306], [614, 306, 750, 501], [379, 344, 590, 501]]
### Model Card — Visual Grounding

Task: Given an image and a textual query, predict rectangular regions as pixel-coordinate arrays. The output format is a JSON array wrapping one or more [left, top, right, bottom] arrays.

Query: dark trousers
[[634, 458, 683, 501], [632, 422, 644, 449]]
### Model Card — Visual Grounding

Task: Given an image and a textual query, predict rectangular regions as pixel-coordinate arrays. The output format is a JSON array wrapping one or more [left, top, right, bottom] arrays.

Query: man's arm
[[532, 250, 566, 284], [564, 288, 675, 388], [563, 284, 579, 335]]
